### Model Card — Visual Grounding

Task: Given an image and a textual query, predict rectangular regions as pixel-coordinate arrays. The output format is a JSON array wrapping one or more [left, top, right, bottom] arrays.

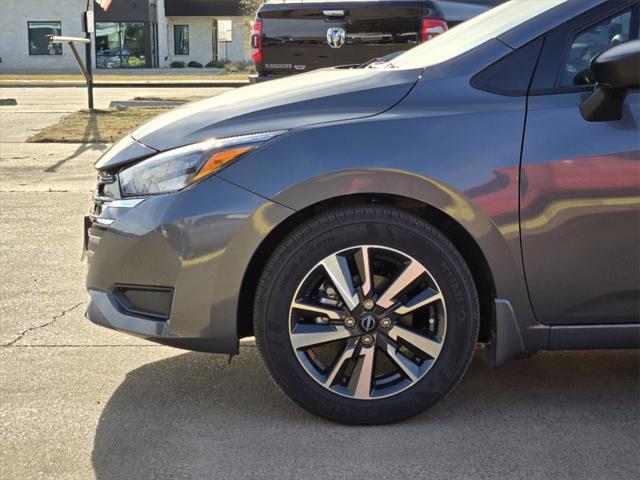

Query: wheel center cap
[[359, 314, 378, 333]]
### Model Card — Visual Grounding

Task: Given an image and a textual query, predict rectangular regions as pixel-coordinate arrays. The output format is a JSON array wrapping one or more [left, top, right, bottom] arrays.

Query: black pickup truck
[[250, 0, 502, 81]]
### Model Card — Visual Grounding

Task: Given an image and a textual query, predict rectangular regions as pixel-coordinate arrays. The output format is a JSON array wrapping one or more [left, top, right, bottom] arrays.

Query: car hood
[[134, 67, 421, 151], [95, 67, 421, 169]]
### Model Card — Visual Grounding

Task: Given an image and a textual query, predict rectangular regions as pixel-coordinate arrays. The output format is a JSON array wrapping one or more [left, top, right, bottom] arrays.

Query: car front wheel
[[254, 205, 479, 424]]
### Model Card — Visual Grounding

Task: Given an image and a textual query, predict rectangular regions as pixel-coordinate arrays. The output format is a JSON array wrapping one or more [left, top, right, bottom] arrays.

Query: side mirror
[[580, 39, 640, 122]]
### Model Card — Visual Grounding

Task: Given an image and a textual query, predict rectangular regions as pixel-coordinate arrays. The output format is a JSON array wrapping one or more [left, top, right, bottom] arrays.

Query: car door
[[521, 1, 640, 326]]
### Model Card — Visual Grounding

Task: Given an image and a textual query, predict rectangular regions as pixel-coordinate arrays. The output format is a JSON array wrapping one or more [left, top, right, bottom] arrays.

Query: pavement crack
[[2, 302, 86, 347]]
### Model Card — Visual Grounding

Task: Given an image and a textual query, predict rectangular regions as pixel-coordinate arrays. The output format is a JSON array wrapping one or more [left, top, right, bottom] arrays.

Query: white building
[[0, 0, 252, 71]]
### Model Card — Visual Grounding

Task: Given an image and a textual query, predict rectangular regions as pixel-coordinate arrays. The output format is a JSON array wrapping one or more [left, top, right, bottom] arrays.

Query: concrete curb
[[109, 100, 187, 108], [0, 80, 249, 88]]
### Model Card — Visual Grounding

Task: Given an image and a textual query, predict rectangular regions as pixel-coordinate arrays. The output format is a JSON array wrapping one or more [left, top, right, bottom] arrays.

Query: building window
[[174, 25, 189, 55], [96, 22, 147, 68], [217, 20, 232, 42], [28, 21, 62, 55]]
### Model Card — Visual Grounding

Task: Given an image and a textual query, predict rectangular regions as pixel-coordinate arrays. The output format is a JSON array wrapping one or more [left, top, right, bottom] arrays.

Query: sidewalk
[[0, 79, 250, 88], [0, 69, 251, 88], [3, 67, 237, 76]]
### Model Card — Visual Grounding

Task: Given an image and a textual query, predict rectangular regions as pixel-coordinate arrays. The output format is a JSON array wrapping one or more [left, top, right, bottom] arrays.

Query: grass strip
[[27, 107, 172, 144]]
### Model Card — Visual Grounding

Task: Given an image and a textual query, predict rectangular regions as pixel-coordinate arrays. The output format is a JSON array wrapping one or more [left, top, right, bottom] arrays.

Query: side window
[[559, 8, 634, 87], [471, 37, 544, 97]]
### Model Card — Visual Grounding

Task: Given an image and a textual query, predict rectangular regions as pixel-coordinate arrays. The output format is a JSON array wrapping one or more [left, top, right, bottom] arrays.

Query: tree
[[239, 0, 262, 18]]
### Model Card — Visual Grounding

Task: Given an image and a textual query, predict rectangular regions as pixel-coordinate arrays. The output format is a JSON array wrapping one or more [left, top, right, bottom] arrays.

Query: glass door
[[96, 22, 122, 68], [95, 22, 147, 68], [121, 22, 145, 67]]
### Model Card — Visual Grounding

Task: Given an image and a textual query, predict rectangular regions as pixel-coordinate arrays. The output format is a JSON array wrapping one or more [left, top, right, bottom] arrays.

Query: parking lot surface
[[1, 86, 639, 480]]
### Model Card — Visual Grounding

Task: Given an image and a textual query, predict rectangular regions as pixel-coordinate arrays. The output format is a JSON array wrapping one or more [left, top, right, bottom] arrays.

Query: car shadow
[[92, 348, 639, 479]]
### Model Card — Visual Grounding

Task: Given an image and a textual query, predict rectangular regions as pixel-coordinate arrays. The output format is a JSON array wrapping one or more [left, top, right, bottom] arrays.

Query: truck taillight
[[421, 18, 447, 42], [251, 20, 263, 62]]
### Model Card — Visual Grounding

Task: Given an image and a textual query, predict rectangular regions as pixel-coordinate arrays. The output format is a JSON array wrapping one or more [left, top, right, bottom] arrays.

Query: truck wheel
[[254, 205, 479, 424]]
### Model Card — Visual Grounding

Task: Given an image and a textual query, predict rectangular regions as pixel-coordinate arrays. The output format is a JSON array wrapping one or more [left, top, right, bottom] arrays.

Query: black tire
[[254, 205, 479, 424]]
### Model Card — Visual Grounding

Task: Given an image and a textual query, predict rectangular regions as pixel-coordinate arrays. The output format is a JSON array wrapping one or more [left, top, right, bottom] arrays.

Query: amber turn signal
[[192, 146, 254, 182]]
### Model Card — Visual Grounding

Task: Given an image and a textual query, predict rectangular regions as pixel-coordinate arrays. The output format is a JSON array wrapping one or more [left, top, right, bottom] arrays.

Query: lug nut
[[363, 299, 375, 311], [380, 317, 392, 329], [361, 334, 374, 347], [344, 316, 357, 328]]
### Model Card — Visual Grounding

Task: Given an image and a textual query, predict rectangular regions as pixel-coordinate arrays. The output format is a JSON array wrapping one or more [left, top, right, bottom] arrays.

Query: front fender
[[217, 166, 546, 356]]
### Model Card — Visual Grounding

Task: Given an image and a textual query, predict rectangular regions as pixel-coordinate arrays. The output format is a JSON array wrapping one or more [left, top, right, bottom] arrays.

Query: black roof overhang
[[164, 0, 242, 17]]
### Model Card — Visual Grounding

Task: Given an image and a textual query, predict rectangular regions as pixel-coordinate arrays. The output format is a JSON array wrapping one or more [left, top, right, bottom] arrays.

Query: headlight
[[119, 130, 285, 197]]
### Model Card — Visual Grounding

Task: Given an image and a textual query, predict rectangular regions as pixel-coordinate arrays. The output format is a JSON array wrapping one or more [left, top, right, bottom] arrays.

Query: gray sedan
[[84, 0, 640, 424]]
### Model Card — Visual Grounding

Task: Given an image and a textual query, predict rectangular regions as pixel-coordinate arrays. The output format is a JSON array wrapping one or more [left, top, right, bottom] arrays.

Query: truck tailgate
[[258, 3, 425, 76]]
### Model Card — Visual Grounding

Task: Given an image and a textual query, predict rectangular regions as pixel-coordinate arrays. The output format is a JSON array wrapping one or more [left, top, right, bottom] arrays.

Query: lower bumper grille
[[113, 285, 173, 320]]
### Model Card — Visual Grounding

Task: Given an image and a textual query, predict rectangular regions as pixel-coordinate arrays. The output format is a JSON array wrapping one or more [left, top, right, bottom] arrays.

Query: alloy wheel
[[288, 245, 447, 400]]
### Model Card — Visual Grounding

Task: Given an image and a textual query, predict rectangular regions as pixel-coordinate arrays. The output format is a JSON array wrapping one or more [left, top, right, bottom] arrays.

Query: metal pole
[[84, 0, 94, 110], [69, 42, 91, 80]]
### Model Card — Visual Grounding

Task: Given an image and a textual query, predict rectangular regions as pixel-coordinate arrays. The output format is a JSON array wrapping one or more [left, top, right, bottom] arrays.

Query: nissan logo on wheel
[[359, 314, 377, 333]]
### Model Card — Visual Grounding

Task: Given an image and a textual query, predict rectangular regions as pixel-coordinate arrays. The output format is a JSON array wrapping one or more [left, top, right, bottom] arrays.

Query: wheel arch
[[238, 192, 497, 343]]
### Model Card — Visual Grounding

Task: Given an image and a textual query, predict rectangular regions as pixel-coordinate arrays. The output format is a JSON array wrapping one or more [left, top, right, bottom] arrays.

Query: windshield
[[389, 0, 569, 69]]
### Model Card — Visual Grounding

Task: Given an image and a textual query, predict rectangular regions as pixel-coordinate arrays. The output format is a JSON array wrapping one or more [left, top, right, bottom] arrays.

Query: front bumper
[[84, 173, 292, 353]]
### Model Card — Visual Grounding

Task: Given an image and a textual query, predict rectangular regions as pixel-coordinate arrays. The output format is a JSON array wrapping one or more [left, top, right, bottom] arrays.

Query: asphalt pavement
[[1, 86, 639, 480]]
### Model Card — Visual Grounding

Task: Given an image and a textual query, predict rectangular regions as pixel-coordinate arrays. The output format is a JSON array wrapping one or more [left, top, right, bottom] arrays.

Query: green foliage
[[224, 61, 255, 73], [170, 61, 186, 68], [239, 0, 262, 17], [187, 61, 203, 68], [205, 60, 227, 68], [224, 63, 240, 73]]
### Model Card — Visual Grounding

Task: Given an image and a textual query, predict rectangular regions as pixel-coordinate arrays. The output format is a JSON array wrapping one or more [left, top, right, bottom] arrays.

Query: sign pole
[[84, 0, 95, 110]]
